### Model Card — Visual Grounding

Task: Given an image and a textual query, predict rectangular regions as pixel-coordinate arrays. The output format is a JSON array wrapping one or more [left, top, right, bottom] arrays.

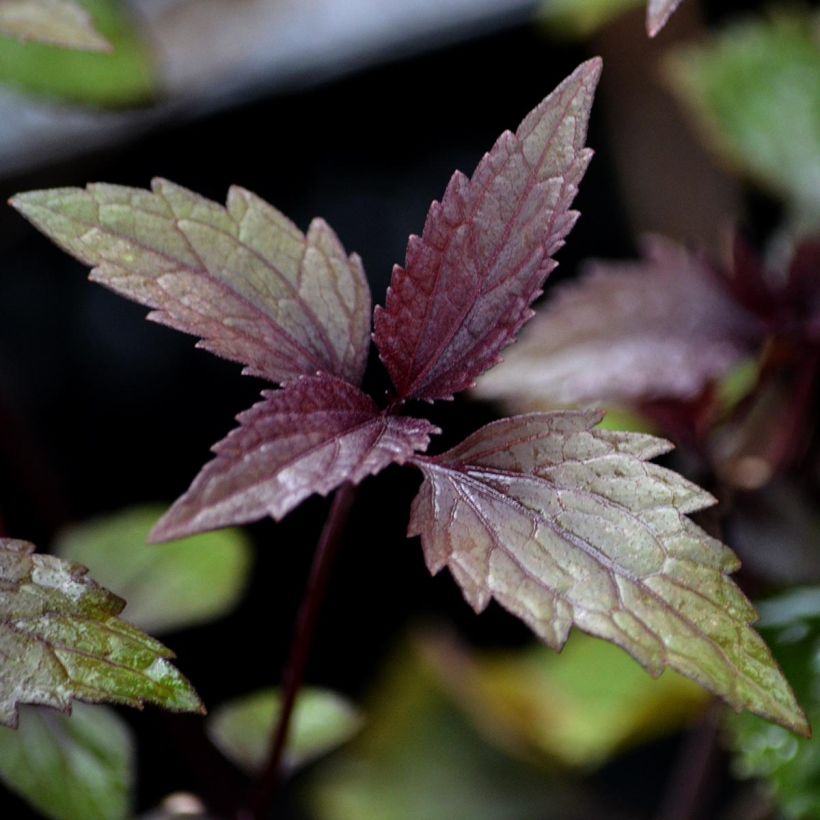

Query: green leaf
[[207, 688, 362, 774], [467, 631, 709, 767], [0, 702, 133, 820], [0, 539, 203, 727], [539, 0, 642, 38], [0, 0, 154, 106], [54, 506, 252, 635], [728, 588, 820, 818], [409, 412, 809, 736], [667, 13, 820, 226], [308, 641, 594, 820], [0, 0, 110, 50]]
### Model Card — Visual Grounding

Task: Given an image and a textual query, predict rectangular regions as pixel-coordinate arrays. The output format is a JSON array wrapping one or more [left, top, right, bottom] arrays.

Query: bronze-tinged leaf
[[408, 413, 809, 735], [10, 180, 371, 386], [0, 540, 203, 728], [152, 375, 438, 542], [0, 0, 111, 51], [374, 59, 601, 402], [474, 236, 761, 410], [646, 0, 686, 37]]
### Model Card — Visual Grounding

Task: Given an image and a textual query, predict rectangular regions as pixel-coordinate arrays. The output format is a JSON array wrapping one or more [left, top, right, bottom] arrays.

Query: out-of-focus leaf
[[0, 0, 110, 50], [474, 237, 760, 411], [10, 179, 372, 386], [308, 641, 616, 820], [152, 375, 437, 541], [646, 0, 686, 37], [374, 60, 600, 402], [207, 688, 362, 774], [54, 506, 252, 634], [409, 412, 808, 734], [467, 631, 708, 767], [0, 0, 153, 105], [539, 0, 642, 39], [668, 14, 820, 225], [728, 588, 820, 818], [0, 539, 203, 727], [0, 703, 132, 820]]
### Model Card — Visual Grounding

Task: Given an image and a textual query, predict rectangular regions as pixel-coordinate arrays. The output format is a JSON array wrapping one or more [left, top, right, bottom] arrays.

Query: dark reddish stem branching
[[243, 483, 358, 820]]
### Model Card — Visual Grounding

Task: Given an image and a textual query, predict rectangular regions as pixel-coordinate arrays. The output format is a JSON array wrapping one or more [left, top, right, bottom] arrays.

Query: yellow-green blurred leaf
[[0, 0, 154, 105], [207, 688, 362, 775], [0, 703, 133, 820], [539, 0, 642, 38], [55, 506, 252, 635], [0, 0, 110, 50]]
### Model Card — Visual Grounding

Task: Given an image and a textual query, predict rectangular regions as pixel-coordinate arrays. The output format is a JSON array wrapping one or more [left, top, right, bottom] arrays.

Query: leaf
[[646, 0, 686, 37], [207, 688, 362, 774], [667, 13, 820, 225], [0, 539, 203, 728], [473, 236, 760, 410], [0, 0, 153, 106], [466, 631, 708, 767], [539, 0, 643, 39], [0, 0, 110, 50], [54, 506, 252, 635], [408, 412, 809, 735], [10, 178, 371, 386], [0, 703, 133, 820], [373, 59, 600, 402], [152, 375, 438, 542], [728, 588, 820, 818]]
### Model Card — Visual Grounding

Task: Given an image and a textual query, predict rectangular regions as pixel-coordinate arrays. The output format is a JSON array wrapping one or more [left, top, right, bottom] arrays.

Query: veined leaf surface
[[409, 412, 808, 734], [474, 236, 760, 409], [0, 0, 110, 50], [646, 0, 686, 36], [153, 376, 438, 542], [374, 59, 600, 402], [0, 540, 203, 728], [10, 180, 371, 386]]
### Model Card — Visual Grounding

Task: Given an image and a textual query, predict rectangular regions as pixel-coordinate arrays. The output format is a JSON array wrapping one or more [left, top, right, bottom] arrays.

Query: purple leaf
[[409, 412, 808, 734], [374, 59, 601, 402], [474, 236, 761, 410], [10, 180, 371, 386], [646, 0, 686, 37], [152, 375, 438, 541]]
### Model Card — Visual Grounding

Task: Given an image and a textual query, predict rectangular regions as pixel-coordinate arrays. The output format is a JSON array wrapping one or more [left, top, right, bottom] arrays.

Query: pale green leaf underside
[[0, 0, 110, 50], [0, 539, 203, 728], [10, 179, 371, 386], [0, 702, 133, 820], [410, 412, 808, 735], [208, 687, 363, 774], [54, 506, 252, 635]]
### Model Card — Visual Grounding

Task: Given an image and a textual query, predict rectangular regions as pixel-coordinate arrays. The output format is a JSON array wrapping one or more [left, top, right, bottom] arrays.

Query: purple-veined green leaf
[[474, 236, 760, 411], [0, 539, 203, 728], [646, 0, 686, 37], [0, 0, 110, 50], [374, 59, 600, 402], [152, 375, 438, 542], [408, 412, 809, 735], [10, 179, 371, 386], [0, 703, 133, 820]]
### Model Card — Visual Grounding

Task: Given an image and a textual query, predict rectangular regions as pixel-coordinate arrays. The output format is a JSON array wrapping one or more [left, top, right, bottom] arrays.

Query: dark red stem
[[242, 483, 357, 820]]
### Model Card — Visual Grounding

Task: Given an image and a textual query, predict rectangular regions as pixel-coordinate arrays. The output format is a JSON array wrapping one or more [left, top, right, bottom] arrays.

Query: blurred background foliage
[[0, 0, 818, 818]]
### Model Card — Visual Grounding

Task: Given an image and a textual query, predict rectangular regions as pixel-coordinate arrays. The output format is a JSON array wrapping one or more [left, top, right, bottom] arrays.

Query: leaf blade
[[0, 0, 110, 51], [10, 179, 372, 386], [152, 375, 438, 541], [0, 540, 203, 728], [646, 0, 686, 37], [374, 59, 601, 402], [474, 236, 760, 410], [409, 413, 808, 734]]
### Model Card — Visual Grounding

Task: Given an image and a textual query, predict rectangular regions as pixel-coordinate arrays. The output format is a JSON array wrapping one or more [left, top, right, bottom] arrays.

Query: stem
[[243, 483, 357, 820]]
